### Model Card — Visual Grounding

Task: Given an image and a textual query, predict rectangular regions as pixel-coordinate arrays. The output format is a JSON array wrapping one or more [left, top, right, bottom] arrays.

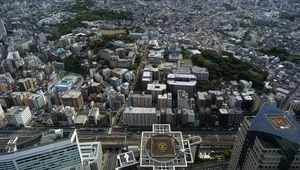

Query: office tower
[[228, 104, 300, 170], [51, 106, 77, 127], [123, 107, 158, 127], [167, 73, 196, 96], [107, 88, 125, 112], [1, 59, 17, 77], [79, 142, 103, 170], [28, 91, 46, 109], [0, 104, 4, 127], [0, 18, 7, 38], [17, 78, 37, 92], [0, 129, 102, 170], [116, 151, 138, 169], [289, 99, 300, 113], [177, 90, 189, 109], [158, 93, 172, 108], [61, 90, 84, 109], [0, 73, 14, 92], [6, 106, 32, 127], [141, 71, 153, 91], [88, 107, 99, 126], [127, 92, 152, 107], [191, 66, 209, 81], [147, 83, 166, 103], [115, 48, 126, 58], [241, 93, 253, 112], [120, 82, 130, 96]]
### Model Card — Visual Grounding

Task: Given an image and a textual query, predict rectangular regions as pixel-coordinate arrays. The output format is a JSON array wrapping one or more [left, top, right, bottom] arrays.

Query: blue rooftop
[[56, 48, 65, 54], [249, 103, 300, 144]]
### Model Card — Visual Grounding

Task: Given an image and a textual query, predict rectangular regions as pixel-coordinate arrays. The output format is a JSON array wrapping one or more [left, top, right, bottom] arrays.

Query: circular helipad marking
[[158, 143, 167, 151]]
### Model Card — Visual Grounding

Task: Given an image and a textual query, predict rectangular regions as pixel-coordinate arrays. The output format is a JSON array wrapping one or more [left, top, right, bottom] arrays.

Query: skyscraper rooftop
[[140, 124, 193, 170], [249, 103, 300, 144]]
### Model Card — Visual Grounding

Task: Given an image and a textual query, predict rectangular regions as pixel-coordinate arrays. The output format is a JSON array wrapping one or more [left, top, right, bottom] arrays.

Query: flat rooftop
[[140, 124, 193, 169], [249, 104, 300, 144], [117, 151, 138, 169], [124, 107, 156, 114], [0, 129, 74, 154], [62, 90, 82, 98], [145, 134, 180, 161], [266, 115, 293, 129], [147, 83, 166, 91], [7, 106, 28, 115]]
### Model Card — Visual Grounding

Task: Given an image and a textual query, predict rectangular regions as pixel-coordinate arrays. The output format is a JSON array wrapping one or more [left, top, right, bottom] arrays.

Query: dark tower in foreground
[[229, 103, 300, 170]]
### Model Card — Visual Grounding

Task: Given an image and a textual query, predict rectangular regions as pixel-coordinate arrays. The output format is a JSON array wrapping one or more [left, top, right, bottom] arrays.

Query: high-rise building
[[79, 141, 103, 170], [127, 92, 152, 108], [61, 90, 84, 109], [141, 71, 153, 91], [147, 83, 166, 103], [17, 78, 37, 92], [0, 73, 14, 92], [123, 107, 158, 127], [1, 59, 17, 77], [158, 93, 172, 109], [51, 106, 76, 127], [177, 90, 189, 109], [28, 91, 46, 109], [6, 106, 32, 127], [0, 104, 4, 127], [140, 124, 193, 169], [107, 88, 125, 112], [167, 73, 196, 96], [0, 18, 7, 38], [0, 129, 102, 170], [289, 99, 300, 113], [228, 104, 300, 170], [88, 107, 99, 126], [191, 66, 209, 81]]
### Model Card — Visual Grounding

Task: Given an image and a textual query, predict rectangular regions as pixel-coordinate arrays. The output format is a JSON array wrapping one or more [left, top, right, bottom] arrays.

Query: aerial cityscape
[[0, 0, 299, 169]]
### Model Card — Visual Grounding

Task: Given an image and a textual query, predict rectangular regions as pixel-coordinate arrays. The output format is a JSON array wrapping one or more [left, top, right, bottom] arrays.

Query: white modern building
[[147, 83, 166, 102], [28, 91, 46, 109], [123, 107, 158, 127], [88, 107, 99, 125], [0, 129, 82, 170], [6, 106, 32, 127], [80, 142, 103, 170], [0, 129, 103, 170], [167, 73, 196, 96]]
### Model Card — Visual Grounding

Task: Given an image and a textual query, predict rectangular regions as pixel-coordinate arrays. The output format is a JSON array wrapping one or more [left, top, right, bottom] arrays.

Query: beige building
[[61, 90, 84, 109], [127, 92, 152, 107], [158, 93, 172, 108]]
